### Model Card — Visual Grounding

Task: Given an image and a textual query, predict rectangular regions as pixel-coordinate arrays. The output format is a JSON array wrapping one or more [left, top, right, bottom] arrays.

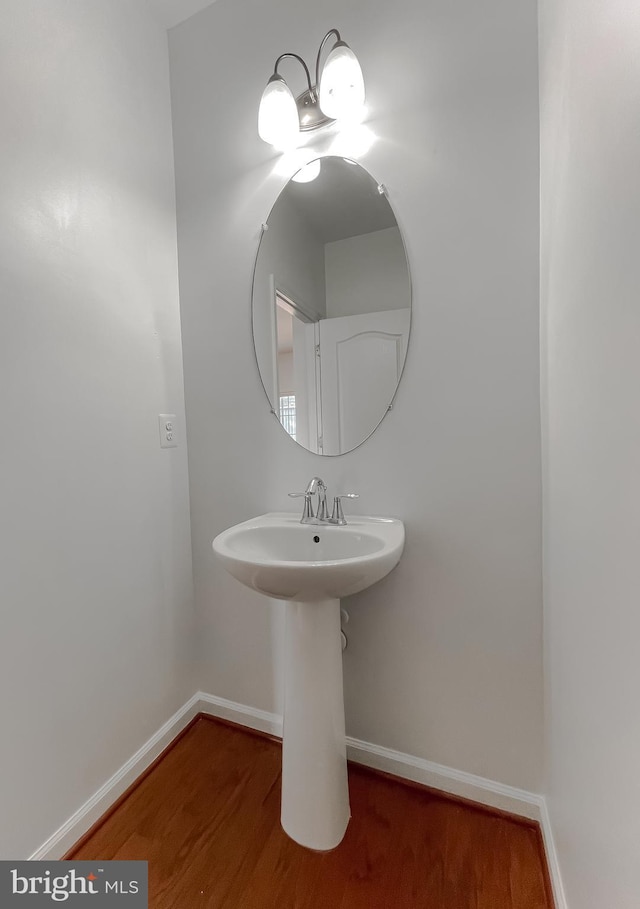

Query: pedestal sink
[[212, 512, 405, 850]]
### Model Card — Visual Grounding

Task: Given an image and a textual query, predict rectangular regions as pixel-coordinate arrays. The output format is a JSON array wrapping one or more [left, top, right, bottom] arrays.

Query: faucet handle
[[288, 492, 315, 522], [330, 494, 359, 525]]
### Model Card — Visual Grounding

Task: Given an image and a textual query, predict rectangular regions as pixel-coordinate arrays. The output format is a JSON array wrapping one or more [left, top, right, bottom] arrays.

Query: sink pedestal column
[[281, 597, 350, 851]]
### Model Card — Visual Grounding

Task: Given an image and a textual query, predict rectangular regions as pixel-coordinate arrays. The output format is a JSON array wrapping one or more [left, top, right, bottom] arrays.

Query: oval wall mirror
[[252, 156, 411, 455]]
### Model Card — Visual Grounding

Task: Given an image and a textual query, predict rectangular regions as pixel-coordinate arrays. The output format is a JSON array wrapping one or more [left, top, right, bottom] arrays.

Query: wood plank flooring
[[68, 717, 553, 908]]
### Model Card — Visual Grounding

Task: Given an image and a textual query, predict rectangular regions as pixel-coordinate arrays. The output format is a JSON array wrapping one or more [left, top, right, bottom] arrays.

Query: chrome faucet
[[288, 477, 327, 524], [289, 478, 358, 525], [308, 476, 329, 521]]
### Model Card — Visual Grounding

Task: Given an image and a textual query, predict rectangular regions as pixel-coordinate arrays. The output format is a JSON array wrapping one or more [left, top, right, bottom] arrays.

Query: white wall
[[170, 0, 542, 790], [263, 194, 326, 321], [325, 227, 410, 317], [540, 1, 640, 905], [0, 0, 194, 858], [253, 193, 325, 408]]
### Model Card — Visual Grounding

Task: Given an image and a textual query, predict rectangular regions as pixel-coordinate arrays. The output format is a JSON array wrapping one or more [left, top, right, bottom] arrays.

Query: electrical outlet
[[159, 414, 178, 449]]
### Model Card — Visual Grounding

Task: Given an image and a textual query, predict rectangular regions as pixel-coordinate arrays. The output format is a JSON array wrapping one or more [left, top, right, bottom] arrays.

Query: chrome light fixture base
[[295, 87, 335, 133]]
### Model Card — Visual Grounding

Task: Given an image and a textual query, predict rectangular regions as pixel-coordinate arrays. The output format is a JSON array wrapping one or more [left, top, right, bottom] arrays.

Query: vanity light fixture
[[258, 29, 365, 150]]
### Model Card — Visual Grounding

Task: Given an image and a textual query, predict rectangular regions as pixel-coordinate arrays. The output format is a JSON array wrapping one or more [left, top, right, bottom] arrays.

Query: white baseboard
[[197, 691, 283, 738], [29, 693, 202, 860], [29, 689, 567, 909], [198, 691, 542, 818], [198, 692, 567, 909], [538, 798, 568, 909], [345, 737, 543, 820]]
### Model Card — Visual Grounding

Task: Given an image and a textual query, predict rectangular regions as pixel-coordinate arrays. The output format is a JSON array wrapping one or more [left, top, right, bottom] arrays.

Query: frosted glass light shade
[[258, 75, 300, 149], [318, 42, 365, 122]]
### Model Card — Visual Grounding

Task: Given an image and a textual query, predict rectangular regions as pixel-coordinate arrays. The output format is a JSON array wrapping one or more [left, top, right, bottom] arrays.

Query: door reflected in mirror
[[252, 156, 411, 456]]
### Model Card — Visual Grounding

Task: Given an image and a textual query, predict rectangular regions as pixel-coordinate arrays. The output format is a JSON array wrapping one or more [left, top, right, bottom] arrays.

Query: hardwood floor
[[68, 717, 553, 908]]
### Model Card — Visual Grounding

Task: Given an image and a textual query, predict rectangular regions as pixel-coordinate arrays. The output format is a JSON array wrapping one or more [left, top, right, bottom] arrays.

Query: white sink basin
[[212, 512, 404, 602], [212, 510, 405, 852]]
